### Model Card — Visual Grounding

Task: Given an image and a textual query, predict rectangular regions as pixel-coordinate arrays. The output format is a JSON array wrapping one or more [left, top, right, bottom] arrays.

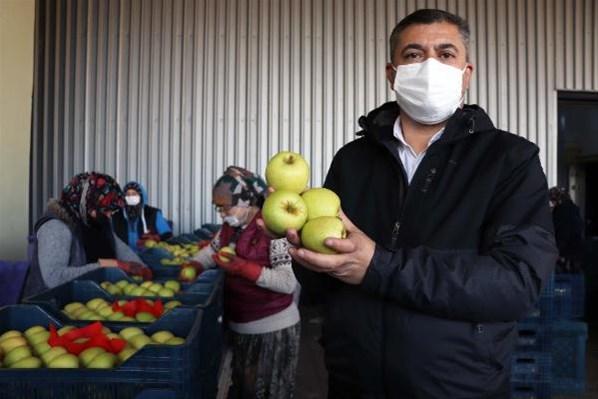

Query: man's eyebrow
[[401, 43, 425, 53], [400, 43, 460, 53]]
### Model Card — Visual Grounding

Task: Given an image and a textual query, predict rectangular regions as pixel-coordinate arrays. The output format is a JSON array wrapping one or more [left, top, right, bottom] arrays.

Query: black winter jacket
[[294, 102, 557, 398]]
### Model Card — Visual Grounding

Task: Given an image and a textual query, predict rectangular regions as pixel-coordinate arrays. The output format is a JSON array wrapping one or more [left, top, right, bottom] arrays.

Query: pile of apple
[[263, 151, 346, 253], [100, 279, 181, 297], [142, 240, 199, 266], [0, 323, 184, 369], [61, 298, 182, 322]]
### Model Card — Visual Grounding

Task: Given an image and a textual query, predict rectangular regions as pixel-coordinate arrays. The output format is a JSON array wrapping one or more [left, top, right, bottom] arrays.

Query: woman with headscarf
[[112, 181, 173, 250], [23, 172, 152, 298], [191, 166, 300, 399]]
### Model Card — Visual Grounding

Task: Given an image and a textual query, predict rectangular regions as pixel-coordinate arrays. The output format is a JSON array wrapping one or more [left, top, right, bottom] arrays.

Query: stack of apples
[[262, 151, 346, 254], [0, 324, 184, 369], [100, 279, 181, 298], [61, 298, 181, 322]]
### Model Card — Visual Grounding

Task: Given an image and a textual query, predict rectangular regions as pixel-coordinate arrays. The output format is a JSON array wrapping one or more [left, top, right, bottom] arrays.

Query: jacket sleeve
[[154, 210, 173, 240], [360, 147, 558, 323]]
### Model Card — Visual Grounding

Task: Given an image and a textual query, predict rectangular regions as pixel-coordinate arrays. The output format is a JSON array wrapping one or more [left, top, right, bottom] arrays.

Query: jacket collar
[[357, 101, 495, 145]]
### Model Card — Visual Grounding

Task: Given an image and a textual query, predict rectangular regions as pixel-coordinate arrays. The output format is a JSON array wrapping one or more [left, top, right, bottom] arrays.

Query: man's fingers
[[324, 237, 356, 253], [338, 209, 359, 233], [286, 229, 301, 246], [289, 247, 346, 271]]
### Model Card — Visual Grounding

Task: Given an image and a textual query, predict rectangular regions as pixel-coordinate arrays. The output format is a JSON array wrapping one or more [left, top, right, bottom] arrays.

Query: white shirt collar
[[393, 117, 445, 156]]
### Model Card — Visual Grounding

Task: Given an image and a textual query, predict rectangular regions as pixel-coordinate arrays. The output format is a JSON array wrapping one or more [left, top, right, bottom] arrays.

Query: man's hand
[[288, 210, 376, 285]]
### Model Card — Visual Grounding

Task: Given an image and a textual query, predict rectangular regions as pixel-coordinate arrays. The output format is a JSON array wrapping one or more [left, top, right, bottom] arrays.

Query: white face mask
[[393, 58, 466, 125], [125, 195, 141, 206], [223, 216, 243, 227]]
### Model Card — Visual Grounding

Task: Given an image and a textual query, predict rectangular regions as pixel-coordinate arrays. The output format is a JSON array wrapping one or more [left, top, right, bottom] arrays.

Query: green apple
[[100, 281, 112, 290], [108, 312, 125, 321], [118, 347, 137, 363], [106, 333, 121, 340], [70, 307, 88, 318], [178, 266, 197, 282], [300, 216, 346, 254], [87, 352, 116, 369], [4, 346, 32, 366], [129, 334, 152, 350], [28, 331, 50, 346], [151, 331, 174, 344], [165, 337, 185, 345], [123, 284, 139, 295], [47, 353, 79, 368], [121, 316, 136, 322], [130, 287, 146, 296], [24, 326, 46, 339], [77, 311, 98, 320], [57, 326, 76, 336], [115, 280, 129, 289], [98, 307, 114, 318], [106, 285, 122, 296], [132, 276, 144, 282], [135, 312, 156, 323], [10, 356, 42, 369], [86, 298, 107, 311], [33, 342, 52, 356], [144, 239, 158, 248], [140, 281, 153, 289], [0, 336, 28, 353], [163, 280, 180, 293], [164, 301, 182, 310], [265, 151, 310, 193], [301, 188, 341, 220], [79, 347, 105, 367], [119, 327, 144, 341], [262, 190, 308, 236], [63, 302, 85, 314], [0, 330, 22, 342], [158, 288, 175, 298], [41, 346, 67, 365], [148, 284, 162, 294]]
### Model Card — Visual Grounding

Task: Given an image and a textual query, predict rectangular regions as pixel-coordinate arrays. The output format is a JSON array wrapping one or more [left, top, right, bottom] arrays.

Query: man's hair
[[389, 9, 470, 60]]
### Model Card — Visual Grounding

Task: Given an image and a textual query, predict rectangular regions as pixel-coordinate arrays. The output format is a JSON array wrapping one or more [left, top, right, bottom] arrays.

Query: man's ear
[[386, 63, 396, 88], [462, 63, 474, 92]]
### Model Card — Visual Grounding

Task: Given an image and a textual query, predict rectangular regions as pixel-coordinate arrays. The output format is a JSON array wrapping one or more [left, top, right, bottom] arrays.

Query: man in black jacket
[[287, 9, 557, 399]]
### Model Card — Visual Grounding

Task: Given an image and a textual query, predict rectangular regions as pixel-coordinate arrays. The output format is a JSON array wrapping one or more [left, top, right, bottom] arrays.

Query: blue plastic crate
[[516, 322, 552, 352], [75, 267, 217, 296], [553, 273, 585, 320], [551, 320, 587, 395], [511, 352, 552, 382], [0, 304, 208, 399], [510, 380, 552, 399], [137, 247, 179, 279], [24, 280, 218, 325]]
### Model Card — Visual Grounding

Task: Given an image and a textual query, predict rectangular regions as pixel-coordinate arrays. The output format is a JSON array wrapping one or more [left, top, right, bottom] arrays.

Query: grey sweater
[[37, 219, 143, 289]]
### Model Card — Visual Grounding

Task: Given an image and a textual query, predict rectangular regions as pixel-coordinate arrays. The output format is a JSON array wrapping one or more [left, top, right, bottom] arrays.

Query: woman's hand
[[98, 258, 118, 267]]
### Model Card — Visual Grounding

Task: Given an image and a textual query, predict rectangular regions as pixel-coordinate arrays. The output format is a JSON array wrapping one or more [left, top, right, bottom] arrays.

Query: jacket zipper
[[391, 221, 401, 247]]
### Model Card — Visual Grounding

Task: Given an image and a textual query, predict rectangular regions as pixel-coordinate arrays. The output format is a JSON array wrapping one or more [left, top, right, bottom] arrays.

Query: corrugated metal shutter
[[30, 0, 598, 232]]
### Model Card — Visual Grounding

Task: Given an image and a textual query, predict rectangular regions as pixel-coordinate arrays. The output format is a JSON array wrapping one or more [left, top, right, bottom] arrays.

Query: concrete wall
[[0, 0, 35, 260]]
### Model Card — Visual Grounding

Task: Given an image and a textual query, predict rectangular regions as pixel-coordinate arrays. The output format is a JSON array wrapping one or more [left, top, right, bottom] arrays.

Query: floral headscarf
[[212, 166, 268, 208], [60, 172, 125, 225]]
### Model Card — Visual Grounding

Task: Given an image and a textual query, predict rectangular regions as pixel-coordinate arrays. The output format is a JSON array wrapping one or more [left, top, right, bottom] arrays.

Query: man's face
[[386, 22, 473, 96]]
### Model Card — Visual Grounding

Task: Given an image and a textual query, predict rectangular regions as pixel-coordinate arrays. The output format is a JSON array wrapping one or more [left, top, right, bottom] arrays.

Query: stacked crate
[[551, 274, 587, 396], [512, 275, 555, 398], [512, 273, 588, 398]]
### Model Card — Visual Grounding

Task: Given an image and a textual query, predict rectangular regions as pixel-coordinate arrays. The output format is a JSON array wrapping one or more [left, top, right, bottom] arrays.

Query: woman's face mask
[[126, 195, 141, 206], [219, 205, 250, 227]]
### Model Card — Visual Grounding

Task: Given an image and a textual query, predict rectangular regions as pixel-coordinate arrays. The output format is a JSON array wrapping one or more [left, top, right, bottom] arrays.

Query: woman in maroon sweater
[[192, 166, 300, 399]]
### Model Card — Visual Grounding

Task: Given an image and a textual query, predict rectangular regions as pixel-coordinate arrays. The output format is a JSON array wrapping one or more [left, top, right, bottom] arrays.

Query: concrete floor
[[295, 308, 598, 399]]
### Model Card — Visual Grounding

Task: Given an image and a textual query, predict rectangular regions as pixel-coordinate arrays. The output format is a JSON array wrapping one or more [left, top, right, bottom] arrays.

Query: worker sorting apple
[[189, 165, 301, 399], [257, 151, 375, 286]]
